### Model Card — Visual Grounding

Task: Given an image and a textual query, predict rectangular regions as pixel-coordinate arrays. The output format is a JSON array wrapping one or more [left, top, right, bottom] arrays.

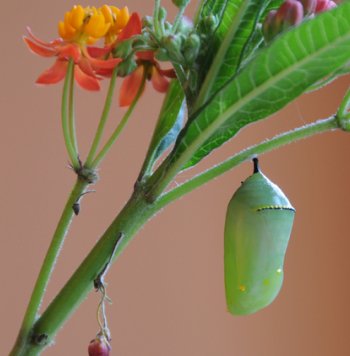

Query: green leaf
[[169, 3, 350, 169], [139, 80, 185, 177], [193, 0, 261, 99], [306, 62, 350, 93], [195, 1, 266, 107]]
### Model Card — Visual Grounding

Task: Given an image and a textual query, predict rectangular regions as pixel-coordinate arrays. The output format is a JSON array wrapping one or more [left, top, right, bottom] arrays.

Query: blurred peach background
[[1, 1, 350, 355]]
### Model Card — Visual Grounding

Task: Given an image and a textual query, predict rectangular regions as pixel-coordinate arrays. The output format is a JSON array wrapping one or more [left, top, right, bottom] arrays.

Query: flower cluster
[[24, 4, 175, 105], [263, 0, 337, 42]]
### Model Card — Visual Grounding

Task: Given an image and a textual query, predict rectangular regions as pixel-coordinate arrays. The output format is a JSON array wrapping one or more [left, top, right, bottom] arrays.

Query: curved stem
[[62, 60, 79, 169], [10, 178, 88, 356], [90, 77, 146, 168], [172, 1, 190, 33], [157, 116, 338, 207], [17, 115, 342, 356], [85, 68, 118, 167], [68, 69, 78, 155], [337, 87, 350, 118]]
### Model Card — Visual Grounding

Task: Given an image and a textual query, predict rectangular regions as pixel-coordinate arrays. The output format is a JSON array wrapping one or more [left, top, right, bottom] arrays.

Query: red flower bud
[[88, 335, 111, 356], [277, 0, 304, 28], [315, 0, 337, 13], [298, 0, 317, 15], [262, 10, 280, 42]]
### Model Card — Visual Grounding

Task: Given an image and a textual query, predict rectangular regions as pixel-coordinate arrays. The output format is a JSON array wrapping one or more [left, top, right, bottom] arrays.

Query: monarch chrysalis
[[224, 158, 295, 315]]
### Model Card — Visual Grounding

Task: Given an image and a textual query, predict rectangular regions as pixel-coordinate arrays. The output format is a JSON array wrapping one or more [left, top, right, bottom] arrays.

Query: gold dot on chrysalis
[[238, 285, 246, 292], [277, 268, 282, 274]]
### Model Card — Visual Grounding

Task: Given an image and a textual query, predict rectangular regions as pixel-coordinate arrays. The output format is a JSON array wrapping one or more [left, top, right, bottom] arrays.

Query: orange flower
[[119, 51, 176, 107], [24, 27, 121, 91], [87, 12, 142, 78], [24, 5, 138, 91]]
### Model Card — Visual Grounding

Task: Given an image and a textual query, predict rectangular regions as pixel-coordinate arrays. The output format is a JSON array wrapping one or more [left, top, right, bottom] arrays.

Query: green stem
[[157, 116, 339, 207], [153, 0, 162, 38], [18, 115, 341, 355], [172, 1, 190, 33], [10, 178, 88, 356], [68, 68, 78, 155], [62, 60, 79, 169], [337, 87, 350, 119], [85, 69, 118, 167], [173, 63, 188, 91], [90, 77, 146, 169]]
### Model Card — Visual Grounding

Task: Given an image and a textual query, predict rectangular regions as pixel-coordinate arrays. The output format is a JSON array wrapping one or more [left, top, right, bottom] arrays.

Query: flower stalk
[[10, 178, 89, 356]]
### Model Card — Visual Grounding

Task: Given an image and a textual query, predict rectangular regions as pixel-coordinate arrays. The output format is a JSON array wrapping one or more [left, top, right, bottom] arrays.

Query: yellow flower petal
[[101, 5, 114, 24], [115, 7, 130, 31], [70, 5, 85, 30], [58, 21, 67, 39], [85, 12, 110, 38]]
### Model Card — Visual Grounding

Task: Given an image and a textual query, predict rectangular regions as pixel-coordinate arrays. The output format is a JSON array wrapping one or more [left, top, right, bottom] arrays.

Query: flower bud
[[88, 335, 111, 356], [200, 15, 218, 34], [161, 35, 185, 63], [158, 7, 167, 23], [172, 0, 190, 8], [263, 0, 304, 42], [276, 0, 303, 29], [282, 0, 304, 28], [142, 16, 153, 28], [315, 0, 337, 13], [298, 0, 317, 15], [183, 33, 201, 64], [262, 10, 280, 42]]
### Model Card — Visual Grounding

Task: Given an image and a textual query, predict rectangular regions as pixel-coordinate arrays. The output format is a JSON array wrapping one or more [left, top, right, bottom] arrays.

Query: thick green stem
[[17, 115, 341, 356], [62, 60, 79, 169], [10, 178, 88, 356], [90, 77, 146, 168], [85, 69, 118, 167], [23, 191, 156, 355]]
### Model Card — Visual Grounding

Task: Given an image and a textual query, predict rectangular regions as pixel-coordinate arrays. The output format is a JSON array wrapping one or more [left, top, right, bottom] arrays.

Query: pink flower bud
[[277, 0, 304, 28], [88, 335, 111, 356], [298, 0, 317, 15], [315, 0, 337, 13], [262, 10, 280, 42]]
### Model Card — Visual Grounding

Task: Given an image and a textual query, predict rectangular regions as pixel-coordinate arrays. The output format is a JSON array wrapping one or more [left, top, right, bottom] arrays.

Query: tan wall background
[[1, 1, 350, 355]]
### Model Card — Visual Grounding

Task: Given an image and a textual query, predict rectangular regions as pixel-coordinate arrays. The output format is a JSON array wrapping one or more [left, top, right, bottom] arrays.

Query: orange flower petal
[[78, 57, 95, 77], [119, 65, 144, 107], [87, 46, 112, 58], [117, 12, 142, 41], [151, 67, 170, 93], [58, 44, 81, 62], [74, 65, 100, 91], [24, 37, 57, 57], [26, 26, 62, 47], [36, 59, 67, 85], [89, 57, 122, 70]]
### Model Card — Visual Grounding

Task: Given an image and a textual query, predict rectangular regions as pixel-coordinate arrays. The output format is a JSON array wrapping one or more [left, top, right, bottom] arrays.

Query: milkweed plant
[[9, 0, 350, 355]]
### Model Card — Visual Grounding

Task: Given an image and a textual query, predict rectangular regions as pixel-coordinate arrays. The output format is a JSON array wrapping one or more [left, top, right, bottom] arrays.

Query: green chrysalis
[[224, 158, 295, 315]]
